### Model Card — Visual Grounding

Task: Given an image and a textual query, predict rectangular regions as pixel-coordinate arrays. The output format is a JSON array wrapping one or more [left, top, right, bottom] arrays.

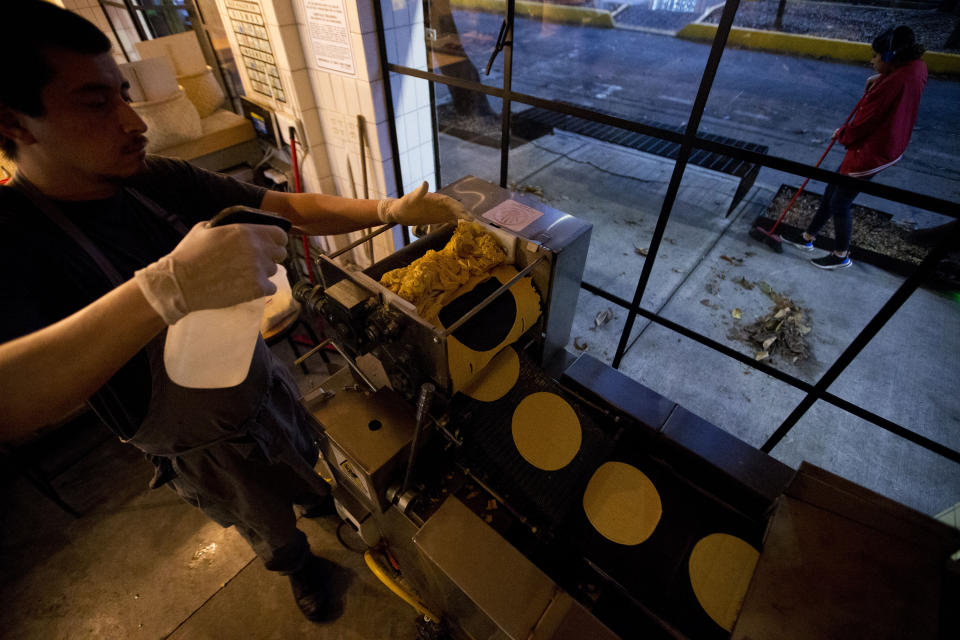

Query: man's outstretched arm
[[0, 280, 166, 438], [260, 182, 469, 235], [0, 221, 288, 440]]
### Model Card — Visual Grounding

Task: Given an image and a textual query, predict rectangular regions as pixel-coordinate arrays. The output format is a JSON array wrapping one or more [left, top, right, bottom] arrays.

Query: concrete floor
[[0, 343, 422, 640], [441, 129, 960, 517]]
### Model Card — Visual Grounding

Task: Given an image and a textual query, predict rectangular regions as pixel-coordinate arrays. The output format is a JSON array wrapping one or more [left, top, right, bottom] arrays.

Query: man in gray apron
[[0, 1, 466, 622]]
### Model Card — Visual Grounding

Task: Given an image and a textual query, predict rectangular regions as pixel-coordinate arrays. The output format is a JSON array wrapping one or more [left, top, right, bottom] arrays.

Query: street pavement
[[440, 128, 960, 518], [449, 8, 960, 220]]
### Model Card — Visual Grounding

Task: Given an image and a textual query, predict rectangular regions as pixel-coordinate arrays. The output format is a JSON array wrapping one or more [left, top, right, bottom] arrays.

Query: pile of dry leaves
[[733, 281, 812, 364]]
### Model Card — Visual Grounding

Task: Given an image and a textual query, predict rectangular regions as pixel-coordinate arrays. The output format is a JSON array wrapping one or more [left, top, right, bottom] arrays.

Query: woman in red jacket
[[782, 26, 928, 269]]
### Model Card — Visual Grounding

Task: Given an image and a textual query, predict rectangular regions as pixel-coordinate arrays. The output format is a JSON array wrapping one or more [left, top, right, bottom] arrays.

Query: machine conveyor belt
[[446, 348, 768, 638], [449, 348, 617, 533]]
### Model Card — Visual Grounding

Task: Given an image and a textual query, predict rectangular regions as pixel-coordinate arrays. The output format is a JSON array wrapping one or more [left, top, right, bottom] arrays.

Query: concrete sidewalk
[[440, 129, 960, 517]]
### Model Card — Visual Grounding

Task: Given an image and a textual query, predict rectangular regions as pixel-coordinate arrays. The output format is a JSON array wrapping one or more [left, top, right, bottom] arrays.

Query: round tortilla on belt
[[688, 533, 759, 631], [511, 392, 581, 471], [582, 461, 662, 545]]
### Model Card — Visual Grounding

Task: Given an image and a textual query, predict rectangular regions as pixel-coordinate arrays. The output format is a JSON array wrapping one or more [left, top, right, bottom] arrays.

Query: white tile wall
[[342, 0, 360, 35], [355, 0, 376, 34], [417, 107, 432, 142], [375, 120, 393, 162], [257, 0, 435, 203], [357, 79, 387, 126], [309, 143, 332, 179], [332, 76, 349, 113], [352, 32, 381, 82], [347, 79, 364, 119], [279, 24, 308, 71], [310, 70, 336, 110], [298, 154, 321, 193], [399, 149, 413, 189], [320, 175, 337, 194], [289, 68, 316, 110], [263, 0, 297, 26], [299, 108, 325, 149]]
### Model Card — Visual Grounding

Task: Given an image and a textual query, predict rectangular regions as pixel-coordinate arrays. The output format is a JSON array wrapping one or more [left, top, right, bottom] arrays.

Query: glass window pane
[[565, 289, 630, 367], [619, 321, 806, 447], [438, 119, 502, 186], [390, 72, 437, 193], [406, 0, 959, 524], [770, 400, 959, 516], [426, 0, 504, 91], [511, 4, 709, 123], [700, 1, 959, 206], [505, 107, 674, 311], [651, 158, 949, 386], [827, 285, 960, 455], [381, 0, 504, 108], [436, 84, 502, 172]]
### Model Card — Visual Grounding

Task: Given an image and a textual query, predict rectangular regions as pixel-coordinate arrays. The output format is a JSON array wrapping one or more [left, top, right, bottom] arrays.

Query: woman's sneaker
[[811, 254, 852, 270], [780, 229, 815, 251]]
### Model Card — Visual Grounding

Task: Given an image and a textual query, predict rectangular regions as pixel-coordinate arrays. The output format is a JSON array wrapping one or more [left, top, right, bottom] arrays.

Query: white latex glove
[[865, 73, 882, 92], [134, 221, 289, 325], [377, 182, 470, 226]]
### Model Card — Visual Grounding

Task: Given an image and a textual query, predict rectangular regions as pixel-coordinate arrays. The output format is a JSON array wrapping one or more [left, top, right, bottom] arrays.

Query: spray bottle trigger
[[209, 205, 292, 231]]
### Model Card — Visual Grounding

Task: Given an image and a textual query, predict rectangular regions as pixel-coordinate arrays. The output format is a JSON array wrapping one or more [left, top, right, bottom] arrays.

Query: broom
[[750, 94, 867, 252]]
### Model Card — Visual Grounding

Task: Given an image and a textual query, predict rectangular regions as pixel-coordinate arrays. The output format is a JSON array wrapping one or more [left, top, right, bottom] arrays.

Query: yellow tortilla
[[443, 264, 541, 393], [688, 533, 759, 632], [460, 347, 520, 402], [511, 392, 581, 471], [582, 461, 661, 545]]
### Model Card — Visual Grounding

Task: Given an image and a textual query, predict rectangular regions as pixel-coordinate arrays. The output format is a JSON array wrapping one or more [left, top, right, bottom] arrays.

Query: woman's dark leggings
[[806, 178, 869, 253]]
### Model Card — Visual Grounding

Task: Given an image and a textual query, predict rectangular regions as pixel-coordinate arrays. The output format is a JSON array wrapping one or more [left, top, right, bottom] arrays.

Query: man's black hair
[[871, 26, 925, 66], [0, 0, 112, 159]]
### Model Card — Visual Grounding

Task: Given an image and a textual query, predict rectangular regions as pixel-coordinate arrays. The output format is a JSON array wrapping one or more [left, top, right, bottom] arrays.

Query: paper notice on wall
[[305, 0, 356, 77]]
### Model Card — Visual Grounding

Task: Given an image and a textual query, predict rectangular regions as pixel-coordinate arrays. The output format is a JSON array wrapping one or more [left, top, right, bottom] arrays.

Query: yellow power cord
[[363, 550, 440, 624]]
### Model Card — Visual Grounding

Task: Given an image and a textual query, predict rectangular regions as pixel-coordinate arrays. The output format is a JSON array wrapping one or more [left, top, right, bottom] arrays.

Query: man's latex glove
[[865, 73, 883, 93], [134, 221, 288, 325], [377, 181, 470, 226]]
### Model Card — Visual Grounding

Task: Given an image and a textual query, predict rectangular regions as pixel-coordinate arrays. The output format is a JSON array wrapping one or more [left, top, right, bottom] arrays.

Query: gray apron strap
[[126, 187, 190, 236], [10, 174, 124, 286], [7, 173, 191, 437], [8, 173, 190, 288]]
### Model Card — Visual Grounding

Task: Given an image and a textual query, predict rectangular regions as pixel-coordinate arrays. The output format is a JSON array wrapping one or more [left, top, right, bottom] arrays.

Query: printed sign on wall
[[304, 0, 356, 77]]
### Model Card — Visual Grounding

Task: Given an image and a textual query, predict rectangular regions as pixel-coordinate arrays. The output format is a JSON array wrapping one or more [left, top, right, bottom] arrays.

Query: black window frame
[[372, 0, 960, 468]]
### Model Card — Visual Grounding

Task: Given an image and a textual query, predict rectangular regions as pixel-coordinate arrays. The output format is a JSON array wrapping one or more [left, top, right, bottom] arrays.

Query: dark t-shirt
[[0, 156, 267, 433]]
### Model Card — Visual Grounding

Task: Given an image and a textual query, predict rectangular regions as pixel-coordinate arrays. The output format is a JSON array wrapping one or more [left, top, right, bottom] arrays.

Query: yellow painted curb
[[677, 23, 960, 76], [450, 0, 615, 28]]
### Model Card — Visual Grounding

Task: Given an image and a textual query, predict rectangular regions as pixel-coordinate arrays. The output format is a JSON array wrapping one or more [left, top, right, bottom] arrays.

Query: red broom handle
[[770, 93, 868, 234], [289, 128, 315, 283]]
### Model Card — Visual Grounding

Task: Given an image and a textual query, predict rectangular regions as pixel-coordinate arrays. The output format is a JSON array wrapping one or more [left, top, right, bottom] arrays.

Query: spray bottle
[[163, 206, 292, 388]]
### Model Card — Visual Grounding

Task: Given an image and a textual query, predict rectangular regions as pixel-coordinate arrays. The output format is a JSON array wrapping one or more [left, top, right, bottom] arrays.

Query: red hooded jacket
[[837, 58, 927, 177]]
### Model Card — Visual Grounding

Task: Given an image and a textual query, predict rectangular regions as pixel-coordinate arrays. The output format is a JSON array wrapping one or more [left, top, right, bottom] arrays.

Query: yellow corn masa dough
[[688, 533, 759, 632], [582, 461, 662, 545], [379, 220, 506, 319], [460, 346, 520, 402], [441, 264, 541, 393], [511, 392, 582, 471]]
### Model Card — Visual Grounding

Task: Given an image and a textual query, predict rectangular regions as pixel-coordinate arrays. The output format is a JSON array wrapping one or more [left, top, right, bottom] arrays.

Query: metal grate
[[512, 104, 768, 180]]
